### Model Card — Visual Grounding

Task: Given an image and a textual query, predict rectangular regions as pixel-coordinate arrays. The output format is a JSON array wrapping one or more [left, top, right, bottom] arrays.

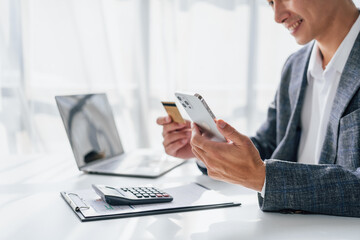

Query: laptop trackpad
[[125, 153, 162, 168]]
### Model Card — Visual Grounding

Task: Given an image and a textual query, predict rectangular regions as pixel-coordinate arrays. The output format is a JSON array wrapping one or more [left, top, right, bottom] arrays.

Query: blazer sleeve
[[258, 159, 360, 217], [250, 94, 278, 160]]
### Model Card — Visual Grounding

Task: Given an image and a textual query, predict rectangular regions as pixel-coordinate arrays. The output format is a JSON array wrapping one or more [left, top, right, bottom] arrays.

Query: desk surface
[[1, 154, 360, 240]]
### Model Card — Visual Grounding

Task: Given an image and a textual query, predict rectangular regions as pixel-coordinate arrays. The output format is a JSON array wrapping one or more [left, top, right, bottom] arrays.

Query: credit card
[[161, 101, 185, 123]]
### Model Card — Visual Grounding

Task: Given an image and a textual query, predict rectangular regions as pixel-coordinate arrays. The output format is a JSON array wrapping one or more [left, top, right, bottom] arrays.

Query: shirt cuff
[[260, 177, 266, 198], [259, 161, 266, 198]]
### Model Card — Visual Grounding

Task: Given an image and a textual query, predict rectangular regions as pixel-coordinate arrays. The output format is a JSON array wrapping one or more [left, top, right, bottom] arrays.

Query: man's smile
[[285, 18, 304, 34]]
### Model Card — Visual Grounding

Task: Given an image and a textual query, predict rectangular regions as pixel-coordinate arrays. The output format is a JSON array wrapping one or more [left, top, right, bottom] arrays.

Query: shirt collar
[[307, 42, 323, 81], [307, 12, 360, 81]]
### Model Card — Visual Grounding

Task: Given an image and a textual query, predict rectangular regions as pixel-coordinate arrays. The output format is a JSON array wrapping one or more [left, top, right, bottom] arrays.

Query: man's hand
[[190, 119, 265, 192], [156, 116, 195, 159]]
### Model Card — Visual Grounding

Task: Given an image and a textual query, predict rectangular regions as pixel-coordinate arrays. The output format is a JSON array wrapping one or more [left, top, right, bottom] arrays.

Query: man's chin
[[294, 36, 313, 45]]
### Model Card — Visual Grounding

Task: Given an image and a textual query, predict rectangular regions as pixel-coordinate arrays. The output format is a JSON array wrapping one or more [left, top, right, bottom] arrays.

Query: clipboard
[[61, 183, 241, 222]]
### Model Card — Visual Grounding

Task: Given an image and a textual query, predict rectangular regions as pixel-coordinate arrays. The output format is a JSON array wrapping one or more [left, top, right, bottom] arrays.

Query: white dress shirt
[[260, 13, 360, 197], [298, 14, 360, 164]]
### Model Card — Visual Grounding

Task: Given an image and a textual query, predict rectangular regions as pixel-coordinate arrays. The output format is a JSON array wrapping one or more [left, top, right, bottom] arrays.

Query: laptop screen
[[55, 93, 124, 168]]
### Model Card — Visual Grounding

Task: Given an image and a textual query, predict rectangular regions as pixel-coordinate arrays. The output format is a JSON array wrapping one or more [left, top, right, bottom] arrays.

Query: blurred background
[[1, 0, 360, 159]]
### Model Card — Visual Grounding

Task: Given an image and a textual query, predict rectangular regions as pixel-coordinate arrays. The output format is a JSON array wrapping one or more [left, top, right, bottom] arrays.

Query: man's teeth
[[289, 20, 302, 31]]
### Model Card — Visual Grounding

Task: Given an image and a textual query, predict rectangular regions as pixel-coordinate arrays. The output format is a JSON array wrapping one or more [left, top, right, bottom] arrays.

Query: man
[[157, 0, 360, 217]]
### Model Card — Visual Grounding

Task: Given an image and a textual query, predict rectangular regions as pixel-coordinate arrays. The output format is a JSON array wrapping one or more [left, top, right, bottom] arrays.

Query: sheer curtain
[[0, 0, 43, 155], [147, 0, 300, 148], [3, 0, 357, 158], [1, 0, 152, 157]]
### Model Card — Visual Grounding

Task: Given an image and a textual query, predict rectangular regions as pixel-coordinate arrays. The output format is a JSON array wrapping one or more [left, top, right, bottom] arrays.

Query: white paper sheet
[[63, 183, 238, 218]]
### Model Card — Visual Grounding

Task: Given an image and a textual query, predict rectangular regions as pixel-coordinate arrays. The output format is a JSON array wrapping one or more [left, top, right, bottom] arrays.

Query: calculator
[[92, 184, 173, 205]]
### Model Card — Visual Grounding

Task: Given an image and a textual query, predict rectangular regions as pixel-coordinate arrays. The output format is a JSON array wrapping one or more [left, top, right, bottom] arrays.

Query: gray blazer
[[251, 32, 360, 217]]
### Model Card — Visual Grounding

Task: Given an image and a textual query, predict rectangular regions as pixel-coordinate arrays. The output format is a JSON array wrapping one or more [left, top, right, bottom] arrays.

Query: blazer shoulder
[[277, 42, 313, 93]]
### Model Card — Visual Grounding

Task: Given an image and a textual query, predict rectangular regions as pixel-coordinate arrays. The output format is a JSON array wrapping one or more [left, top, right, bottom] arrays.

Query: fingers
[[192, 144, 221, 179], [191, 123, 222, 164], [192, 147, 205, 163], [157, 115, 194, 158], [191, 143, 207, 164], [216, 119, 246, 145], [164, 137, 189, 156], [191, 123, 230, 179], [162, 128, 191, 156], [163, 130, 191, 148], [156, 116, 172, 125], [190, 123, 205, 148], [157, 116, 191, 128], [163, 123, 189, 137], [157, 116, 191, 138], [191, 123, 225, 153]]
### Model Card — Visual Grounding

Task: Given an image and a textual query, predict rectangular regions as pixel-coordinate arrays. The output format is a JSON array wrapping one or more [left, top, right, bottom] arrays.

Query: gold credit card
[[161, 101, 185, 123]]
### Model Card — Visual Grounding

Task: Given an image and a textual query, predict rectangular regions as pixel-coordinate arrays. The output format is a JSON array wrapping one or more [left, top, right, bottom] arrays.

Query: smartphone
[[175, 92, 226, 142], [92, 184, 173, 205]]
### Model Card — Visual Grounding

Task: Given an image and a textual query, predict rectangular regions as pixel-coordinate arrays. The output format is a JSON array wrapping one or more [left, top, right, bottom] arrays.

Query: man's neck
[[317, 6, 359, 69]]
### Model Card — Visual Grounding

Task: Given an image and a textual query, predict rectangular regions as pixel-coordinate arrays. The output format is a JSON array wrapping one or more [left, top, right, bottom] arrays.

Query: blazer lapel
[[319, 32, 360, 164], [271, 44, 313, 161]]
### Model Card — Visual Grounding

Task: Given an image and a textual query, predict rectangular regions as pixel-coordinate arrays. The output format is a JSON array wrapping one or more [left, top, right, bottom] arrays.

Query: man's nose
[[273, 1, 289, 24]]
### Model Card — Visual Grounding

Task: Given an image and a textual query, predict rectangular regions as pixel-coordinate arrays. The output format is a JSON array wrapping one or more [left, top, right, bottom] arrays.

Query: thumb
[[216, 119, 246, 144]]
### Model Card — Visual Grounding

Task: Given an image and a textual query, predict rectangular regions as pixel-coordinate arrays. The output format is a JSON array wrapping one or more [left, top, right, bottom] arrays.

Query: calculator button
[[156, 194, 163, 197], [163, 194, 170, 197]]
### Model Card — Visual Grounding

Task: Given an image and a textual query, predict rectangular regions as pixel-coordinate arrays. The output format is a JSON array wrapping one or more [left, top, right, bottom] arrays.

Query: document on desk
[[61, 183, 241, 222]]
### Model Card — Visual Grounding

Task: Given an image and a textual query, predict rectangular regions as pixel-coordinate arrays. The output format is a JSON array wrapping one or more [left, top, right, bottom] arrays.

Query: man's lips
[[286, 19, 303, 34]]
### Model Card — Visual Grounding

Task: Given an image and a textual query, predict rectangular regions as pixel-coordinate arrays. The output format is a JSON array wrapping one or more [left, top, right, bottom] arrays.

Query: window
[[2, 0, 357, 157]]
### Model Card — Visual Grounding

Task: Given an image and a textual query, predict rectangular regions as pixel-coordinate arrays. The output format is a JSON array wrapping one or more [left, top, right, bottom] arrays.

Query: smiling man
[[157, 0, 360, 217]]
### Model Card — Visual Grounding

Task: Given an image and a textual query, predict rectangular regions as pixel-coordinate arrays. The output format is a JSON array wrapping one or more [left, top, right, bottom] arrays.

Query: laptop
[[55, 93, 185, 178]]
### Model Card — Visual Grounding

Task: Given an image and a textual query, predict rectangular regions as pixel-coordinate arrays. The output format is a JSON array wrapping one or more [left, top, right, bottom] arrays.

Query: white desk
[[1, 154, 360, 240]]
